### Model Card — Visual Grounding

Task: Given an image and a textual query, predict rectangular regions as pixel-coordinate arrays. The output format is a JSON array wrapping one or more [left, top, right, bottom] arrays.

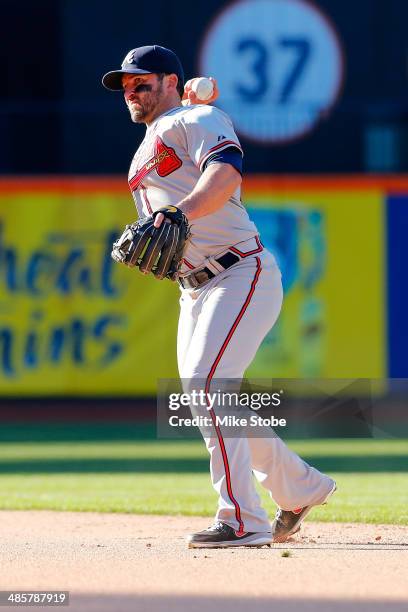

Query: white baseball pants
[[177, 247, 335, 533]]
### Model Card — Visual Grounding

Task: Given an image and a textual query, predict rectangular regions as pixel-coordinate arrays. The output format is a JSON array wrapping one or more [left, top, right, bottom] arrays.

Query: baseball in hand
[[191, 77, 214, 101]]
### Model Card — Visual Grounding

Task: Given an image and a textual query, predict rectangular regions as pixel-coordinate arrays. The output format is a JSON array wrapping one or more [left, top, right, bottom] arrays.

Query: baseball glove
[[111, 206, 189, 281]]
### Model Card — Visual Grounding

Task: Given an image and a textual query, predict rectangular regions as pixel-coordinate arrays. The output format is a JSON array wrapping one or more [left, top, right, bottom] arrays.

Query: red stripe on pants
[[204, 257, 262, 535]]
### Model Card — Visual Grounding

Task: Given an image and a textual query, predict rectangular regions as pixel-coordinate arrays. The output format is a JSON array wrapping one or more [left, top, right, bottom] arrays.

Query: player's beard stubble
[[127, 80, 164, 124]]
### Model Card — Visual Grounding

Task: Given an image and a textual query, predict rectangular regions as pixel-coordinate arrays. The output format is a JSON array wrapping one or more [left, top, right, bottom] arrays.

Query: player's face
[[122, 74, 165, 124]]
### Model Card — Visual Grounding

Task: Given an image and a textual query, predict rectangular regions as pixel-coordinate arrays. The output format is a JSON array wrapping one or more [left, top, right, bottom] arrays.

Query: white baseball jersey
[[127, 104, 258, 271]]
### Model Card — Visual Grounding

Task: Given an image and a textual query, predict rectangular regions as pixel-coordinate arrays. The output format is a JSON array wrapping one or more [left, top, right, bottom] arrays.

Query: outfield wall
[[0, 176, 407, 396]]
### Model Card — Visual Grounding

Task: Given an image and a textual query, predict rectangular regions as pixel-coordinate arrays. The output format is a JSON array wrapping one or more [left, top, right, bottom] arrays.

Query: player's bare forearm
[[178, 163, 242, 221], [153, 163, 241, 227]]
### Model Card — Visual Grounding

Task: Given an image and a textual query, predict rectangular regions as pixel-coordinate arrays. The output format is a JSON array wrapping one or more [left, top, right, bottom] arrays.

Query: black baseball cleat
[[271, 481, 337, 543], [187, 521, 272, 548]]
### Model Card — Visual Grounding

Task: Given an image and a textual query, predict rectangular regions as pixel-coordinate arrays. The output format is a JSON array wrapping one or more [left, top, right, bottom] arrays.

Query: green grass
[[0, 434, 406, 524]]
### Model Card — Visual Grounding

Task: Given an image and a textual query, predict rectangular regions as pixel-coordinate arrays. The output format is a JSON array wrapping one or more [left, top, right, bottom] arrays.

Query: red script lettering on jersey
[[129, 137, 182, 191]]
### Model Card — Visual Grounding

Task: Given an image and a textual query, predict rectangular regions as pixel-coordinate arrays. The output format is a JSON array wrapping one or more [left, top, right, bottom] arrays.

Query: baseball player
[[102, 45, 336, 548]]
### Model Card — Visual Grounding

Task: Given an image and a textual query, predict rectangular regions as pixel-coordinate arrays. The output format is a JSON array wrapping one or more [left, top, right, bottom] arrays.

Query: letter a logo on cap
[[124, 50, 135, 64]]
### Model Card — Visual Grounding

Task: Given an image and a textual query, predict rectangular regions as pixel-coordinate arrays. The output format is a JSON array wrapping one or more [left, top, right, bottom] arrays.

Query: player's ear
[[165, 73, 179, 94]]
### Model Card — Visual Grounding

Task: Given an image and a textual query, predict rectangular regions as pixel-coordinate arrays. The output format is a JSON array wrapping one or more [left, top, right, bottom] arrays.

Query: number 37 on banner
[[199, 0, 345, 144]]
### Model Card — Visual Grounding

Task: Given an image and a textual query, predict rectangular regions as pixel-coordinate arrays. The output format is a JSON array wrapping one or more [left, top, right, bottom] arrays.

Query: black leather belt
[[178, 251, 240, 290]]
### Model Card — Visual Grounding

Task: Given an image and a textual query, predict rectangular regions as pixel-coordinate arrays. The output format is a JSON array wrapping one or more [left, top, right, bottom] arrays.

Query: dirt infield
[[0, 511, 407, 611]]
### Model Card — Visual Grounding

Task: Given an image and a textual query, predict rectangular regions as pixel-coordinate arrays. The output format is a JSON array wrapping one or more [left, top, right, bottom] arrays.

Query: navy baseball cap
[[102, 45, 184, 91]]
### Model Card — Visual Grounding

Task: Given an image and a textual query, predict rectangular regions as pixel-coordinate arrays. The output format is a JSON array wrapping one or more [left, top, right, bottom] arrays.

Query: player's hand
[[182, 77, 219, 106]]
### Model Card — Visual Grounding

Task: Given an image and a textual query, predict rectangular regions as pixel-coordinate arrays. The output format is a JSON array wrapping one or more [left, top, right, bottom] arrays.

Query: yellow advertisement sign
[[244, 186, 385, 379], [0, 185, 180, 395], [0, 178, 386, 396]]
